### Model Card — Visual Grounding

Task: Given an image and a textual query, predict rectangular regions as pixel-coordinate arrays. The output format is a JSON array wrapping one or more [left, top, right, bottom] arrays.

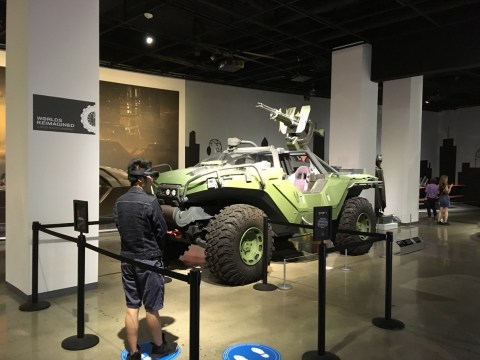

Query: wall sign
[[33, 94, 96, 135]]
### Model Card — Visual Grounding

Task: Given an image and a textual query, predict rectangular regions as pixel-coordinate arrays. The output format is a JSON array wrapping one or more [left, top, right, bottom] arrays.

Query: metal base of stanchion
[[61, 334, 99, 350], [164, 276, 173, 283], [372, 317, 405, 330], [339, 266, 352, 272], [19, 300, 50, 312], [277, 282, 293, 290], [302, 350, 341, 360], [253, 283, 277, 291]]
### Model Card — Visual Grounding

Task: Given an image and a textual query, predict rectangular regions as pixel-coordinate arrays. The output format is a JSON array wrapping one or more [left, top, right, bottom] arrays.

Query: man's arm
[[151, 198, 168, 249]]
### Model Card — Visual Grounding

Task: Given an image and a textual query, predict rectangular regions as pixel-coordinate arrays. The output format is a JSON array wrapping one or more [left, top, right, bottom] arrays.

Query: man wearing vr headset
[[113, 159, 177, 360]]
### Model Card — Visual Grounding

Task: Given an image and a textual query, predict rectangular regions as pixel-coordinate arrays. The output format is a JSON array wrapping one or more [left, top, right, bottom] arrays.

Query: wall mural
[[99, 81, 179, 219], [100, 81, 179, 170]]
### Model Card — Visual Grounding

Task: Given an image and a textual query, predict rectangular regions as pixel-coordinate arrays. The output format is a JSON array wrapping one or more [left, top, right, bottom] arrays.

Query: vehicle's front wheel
[[334, 197, 376, 255], [205, 204, 272, 285]]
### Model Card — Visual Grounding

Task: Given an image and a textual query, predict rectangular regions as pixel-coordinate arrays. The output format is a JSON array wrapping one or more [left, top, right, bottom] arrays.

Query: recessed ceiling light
[[144, 12, 153, 19], [145, 35, 154, 45]]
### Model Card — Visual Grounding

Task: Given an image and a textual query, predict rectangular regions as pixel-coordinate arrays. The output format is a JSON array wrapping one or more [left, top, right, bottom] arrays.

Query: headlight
[[157, 185, 181, 201]]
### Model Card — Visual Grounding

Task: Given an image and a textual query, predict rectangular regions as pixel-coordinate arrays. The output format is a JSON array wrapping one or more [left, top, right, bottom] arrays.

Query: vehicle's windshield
[[196, 149, 335, 176], [281, 151, 338, 176], [196, 152, 235, 166], [197, 151, 273, 167]]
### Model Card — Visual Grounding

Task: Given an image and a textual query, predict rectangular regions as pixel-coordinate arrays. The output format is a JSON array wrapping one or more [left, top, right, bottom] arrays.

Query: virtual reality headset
[[129, 167, 159, 179]]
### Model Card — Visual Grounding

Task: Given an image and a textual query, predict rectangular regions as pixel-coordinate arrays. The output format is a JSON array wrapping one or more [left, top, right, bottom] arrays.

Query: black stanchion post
[[19, 221, 51, 312], [302, 241, 340, 360], [253, 216, 277, 291], [372, 231, 405, 330], [189, 266, 202, 360], [62, 234, 99, 350]]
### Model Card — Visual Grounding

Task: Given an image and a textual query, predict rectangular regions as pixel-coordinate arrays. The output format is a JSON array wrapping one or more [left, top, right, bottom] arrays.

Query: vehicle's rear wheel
[[205, 204, 273, 285], [334, 197, 375, 255]]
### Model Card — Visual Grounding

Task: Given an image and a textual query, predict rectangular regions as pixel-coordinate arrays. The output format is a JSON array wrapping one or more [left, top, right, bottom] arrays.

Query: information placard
[[313, 206, 332, 241], [73, 200, 89, 233]]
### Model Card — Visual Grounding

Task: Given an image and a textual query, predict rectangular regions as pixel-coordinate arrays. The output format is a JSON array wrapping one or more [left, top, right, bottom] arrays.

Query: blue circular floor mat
[[223, 343, 281, 360]]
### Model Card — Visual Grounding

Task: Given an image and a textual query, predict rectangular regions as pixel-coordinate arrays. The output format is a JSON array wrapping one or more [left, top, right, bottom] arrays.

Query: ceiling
[[2, 1, 480, 112]]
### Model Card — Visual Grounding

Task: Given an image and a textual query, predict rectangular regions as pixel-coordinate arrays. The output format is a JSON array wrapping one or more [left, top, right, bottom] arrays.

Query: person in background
[[425, 177, 439, 219], [113, 159, 177, 360], [437, 175, 452, 225]]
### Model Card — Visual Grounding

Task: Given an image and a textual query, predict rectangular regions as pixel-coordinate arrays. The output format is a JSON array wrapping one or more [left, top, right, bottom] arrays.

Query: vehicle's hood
[[155, 166, 222, 185]]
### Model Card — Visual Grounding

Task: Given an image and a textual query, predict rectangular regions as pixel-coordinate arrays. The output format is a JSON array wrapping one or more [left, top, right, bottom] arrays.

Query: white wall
[[185, 80, 331, 161], [420, 106, 480, 180], [381, 77, 423, 223], [420, 110, 441, 176], [438, 107, 480, 175]]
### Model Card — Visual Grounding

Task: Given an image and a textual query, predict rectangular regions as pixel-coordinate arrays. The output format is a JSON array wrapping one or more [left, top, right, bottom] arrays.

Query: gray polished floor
[[1, 204, 480, 360]]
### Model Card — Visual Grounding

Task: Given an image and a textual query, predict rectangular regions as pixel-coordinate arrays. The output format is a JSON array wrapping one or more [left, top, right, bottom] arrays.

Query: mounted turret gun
[[256, 102, 324, 151]]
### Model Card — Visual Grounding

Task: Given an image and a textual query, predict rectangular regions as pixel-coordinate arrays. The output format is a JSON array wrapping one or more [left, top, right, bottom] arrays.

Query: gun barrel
[[256, 102, 297, 128], [256, 102, 277, 113]]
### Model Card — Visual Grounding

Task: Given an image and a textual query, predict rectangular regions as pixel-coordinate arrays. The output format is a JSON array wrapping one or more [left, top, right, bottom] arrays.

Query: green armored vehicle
[[155, 103, 378, 285]]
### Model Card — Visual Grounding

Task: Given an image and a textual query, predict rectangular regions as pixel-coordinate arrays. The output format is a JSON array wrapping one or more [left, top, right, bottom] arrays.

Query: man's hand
[[167, 229, 182, 239]]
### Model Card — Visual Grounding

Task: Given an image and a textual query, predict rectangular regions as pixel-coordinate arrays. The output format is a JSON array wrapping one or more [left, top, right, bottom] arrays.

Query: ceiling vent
[[291, 74, 312, 82], [218, 59, 244, 72]]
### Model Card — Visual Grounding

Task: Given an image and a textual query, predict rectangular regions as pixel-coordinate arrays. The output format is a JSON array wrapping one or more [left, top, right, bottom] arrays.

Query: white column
[[381, 77, 423, 223], [329, 44, 378, 202], [6, 0, 99, 294]]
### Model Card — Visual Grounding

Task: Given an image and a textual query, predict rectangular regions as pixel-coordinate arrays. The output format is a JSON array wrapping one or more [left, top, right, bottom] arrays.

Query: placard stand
[[303, 206, 340, 360]]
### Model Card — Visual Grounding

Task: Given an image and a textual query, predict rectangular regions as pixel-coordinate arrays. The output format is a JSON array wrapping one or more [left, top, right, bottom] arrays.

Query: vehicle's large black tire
[[334, 197, 375, 256], [205, 204, 273, 286]]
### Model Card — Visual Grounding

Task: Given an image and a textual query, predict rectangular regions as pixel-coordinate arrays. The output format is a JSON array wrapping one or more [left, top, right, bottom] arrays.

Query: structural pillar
[[381, 77, 423, 223], [329, 44, 378, 202], [6, 0, 100, 295]]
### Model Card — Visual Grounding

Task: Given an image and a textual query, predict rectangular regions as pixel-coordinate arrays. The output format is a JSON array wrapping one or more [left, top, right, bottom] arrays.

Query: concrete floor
[[1, 205, 480, 359]]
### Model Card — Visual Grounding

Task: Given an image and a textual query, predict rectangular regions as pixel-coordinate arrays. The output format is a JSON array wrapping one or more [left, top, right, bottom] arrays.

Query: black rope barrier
[[19, 222, 51, 312], [21, 220, 201, 360], [372, 231, 405, 330], [253, 216, 277, 291], [302, 226, 387, 359], [302, 240, 340, 360], [265, 216, 405, 358], [189, 267, 202, 360], [61, 233, 99, 350], [325, 235, 384, 255]]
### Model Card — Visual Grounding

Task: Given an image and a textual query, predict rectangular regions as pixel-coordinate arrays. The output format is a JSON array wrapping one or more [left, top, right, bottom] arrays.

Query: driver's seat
[[293, 166, 310, 192]]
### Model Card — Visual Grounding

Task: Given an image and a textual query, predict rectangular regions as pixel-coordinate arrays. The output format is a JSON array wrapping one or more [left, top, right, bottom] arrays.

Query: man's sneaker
[[150, 341, 177, 358], [126, 352, 141, 360]]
